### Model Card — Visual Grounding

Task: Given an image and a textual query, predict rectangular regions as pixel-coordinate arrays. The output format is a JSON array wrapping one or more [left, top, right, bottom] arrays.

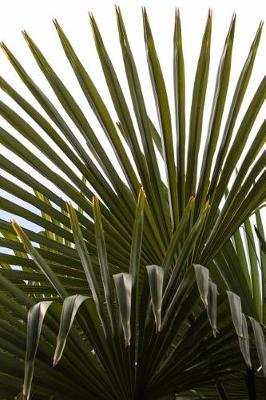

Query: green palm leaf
[[0, 8, 265, 399]]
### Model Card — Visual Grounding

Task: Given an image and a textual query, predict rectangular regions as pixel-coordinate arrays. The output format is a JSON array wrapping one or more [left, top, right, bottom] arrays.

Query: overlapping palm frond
[[0, 7, 265, 399]]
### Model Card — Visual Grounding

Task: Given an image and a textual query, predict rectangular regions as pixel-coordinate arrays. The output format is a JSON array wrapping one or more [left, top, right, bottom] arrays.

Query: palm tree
[[0, 6, 265, 399]]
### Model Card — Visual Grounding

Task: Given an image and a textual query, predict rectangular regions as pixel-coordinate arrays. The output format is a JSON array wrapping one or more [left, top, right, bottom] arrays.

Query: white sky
[[0, 0, 265, 229]]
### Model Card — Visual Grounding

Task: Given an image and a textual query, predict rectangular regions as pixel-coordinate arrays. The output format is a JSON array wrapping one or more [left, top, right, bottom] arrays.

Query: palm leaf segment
[[0, 7, 265, 399]]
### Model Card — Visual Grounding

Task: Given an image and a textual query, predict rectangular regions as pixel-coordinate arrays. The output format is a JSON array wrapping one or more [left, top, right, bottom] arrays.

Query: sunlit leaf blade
[[208, 21, 263, 199], [89, 14, 153, 201], [209, 78, 266, 218], [148, 117, 163, 157], [186, 10, 211, 200], [173, 9, 186, 216], [2, 34, 135, 223], [143, 8, 179, 228], [34, 190, 63, 244], [52, 20, 140, 197], [115, 5, 171, 244], [196, 14, 235, 212]]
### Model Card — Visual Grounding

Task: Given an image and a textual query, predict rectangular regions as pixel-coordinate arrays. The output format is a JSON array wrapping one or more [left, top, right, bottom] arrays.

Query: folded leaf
[[227, 291, 243, 337], [53, 294, 89, 365], [194, 264, 209, 307], [207, 281, 219, 337], [249, 316, 266, 376], [113, 273, 132, 347], [238, 313, 251, 368], [23, 301, 53, 400], [146, 265, 164, 332]]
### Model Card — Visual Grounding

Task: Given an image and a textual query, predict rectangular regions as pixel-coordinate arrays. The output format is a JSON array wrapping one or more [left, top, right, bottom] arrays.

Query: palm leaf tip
[[11, 220, 31, 252]]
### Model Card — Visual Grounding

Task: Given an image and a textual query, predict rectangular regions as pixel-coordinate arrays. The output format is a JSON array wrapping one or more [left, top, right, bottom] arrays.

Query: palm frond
[[0, 8, 265, 399]]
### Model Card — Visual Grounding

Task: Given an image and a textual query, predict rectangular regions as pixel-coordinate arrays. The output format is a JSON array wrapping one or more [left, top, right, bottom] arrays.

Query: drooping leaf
[[227, 291, 243, 337], [23, 301, 53, 400], [207, 281, 219, 337], [194, 264, 210, 307], [146, 265, 164, 332], [249, 317, 266, 376], [53, 295, 89, 365], [238, 313, 252, 368], [113, 273, 132, 347]]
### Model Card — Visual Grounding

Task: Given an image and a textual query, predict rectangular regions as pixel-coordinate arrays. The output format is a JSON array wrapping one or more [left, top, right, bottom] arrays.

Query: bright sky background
[[0, 0, 265, 231]]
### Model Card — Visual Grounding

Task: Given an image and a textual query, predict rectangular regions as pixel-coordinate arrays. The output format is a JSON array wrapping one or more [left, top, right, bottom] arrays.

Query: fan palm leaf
[[0, 7, 265, 399]]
